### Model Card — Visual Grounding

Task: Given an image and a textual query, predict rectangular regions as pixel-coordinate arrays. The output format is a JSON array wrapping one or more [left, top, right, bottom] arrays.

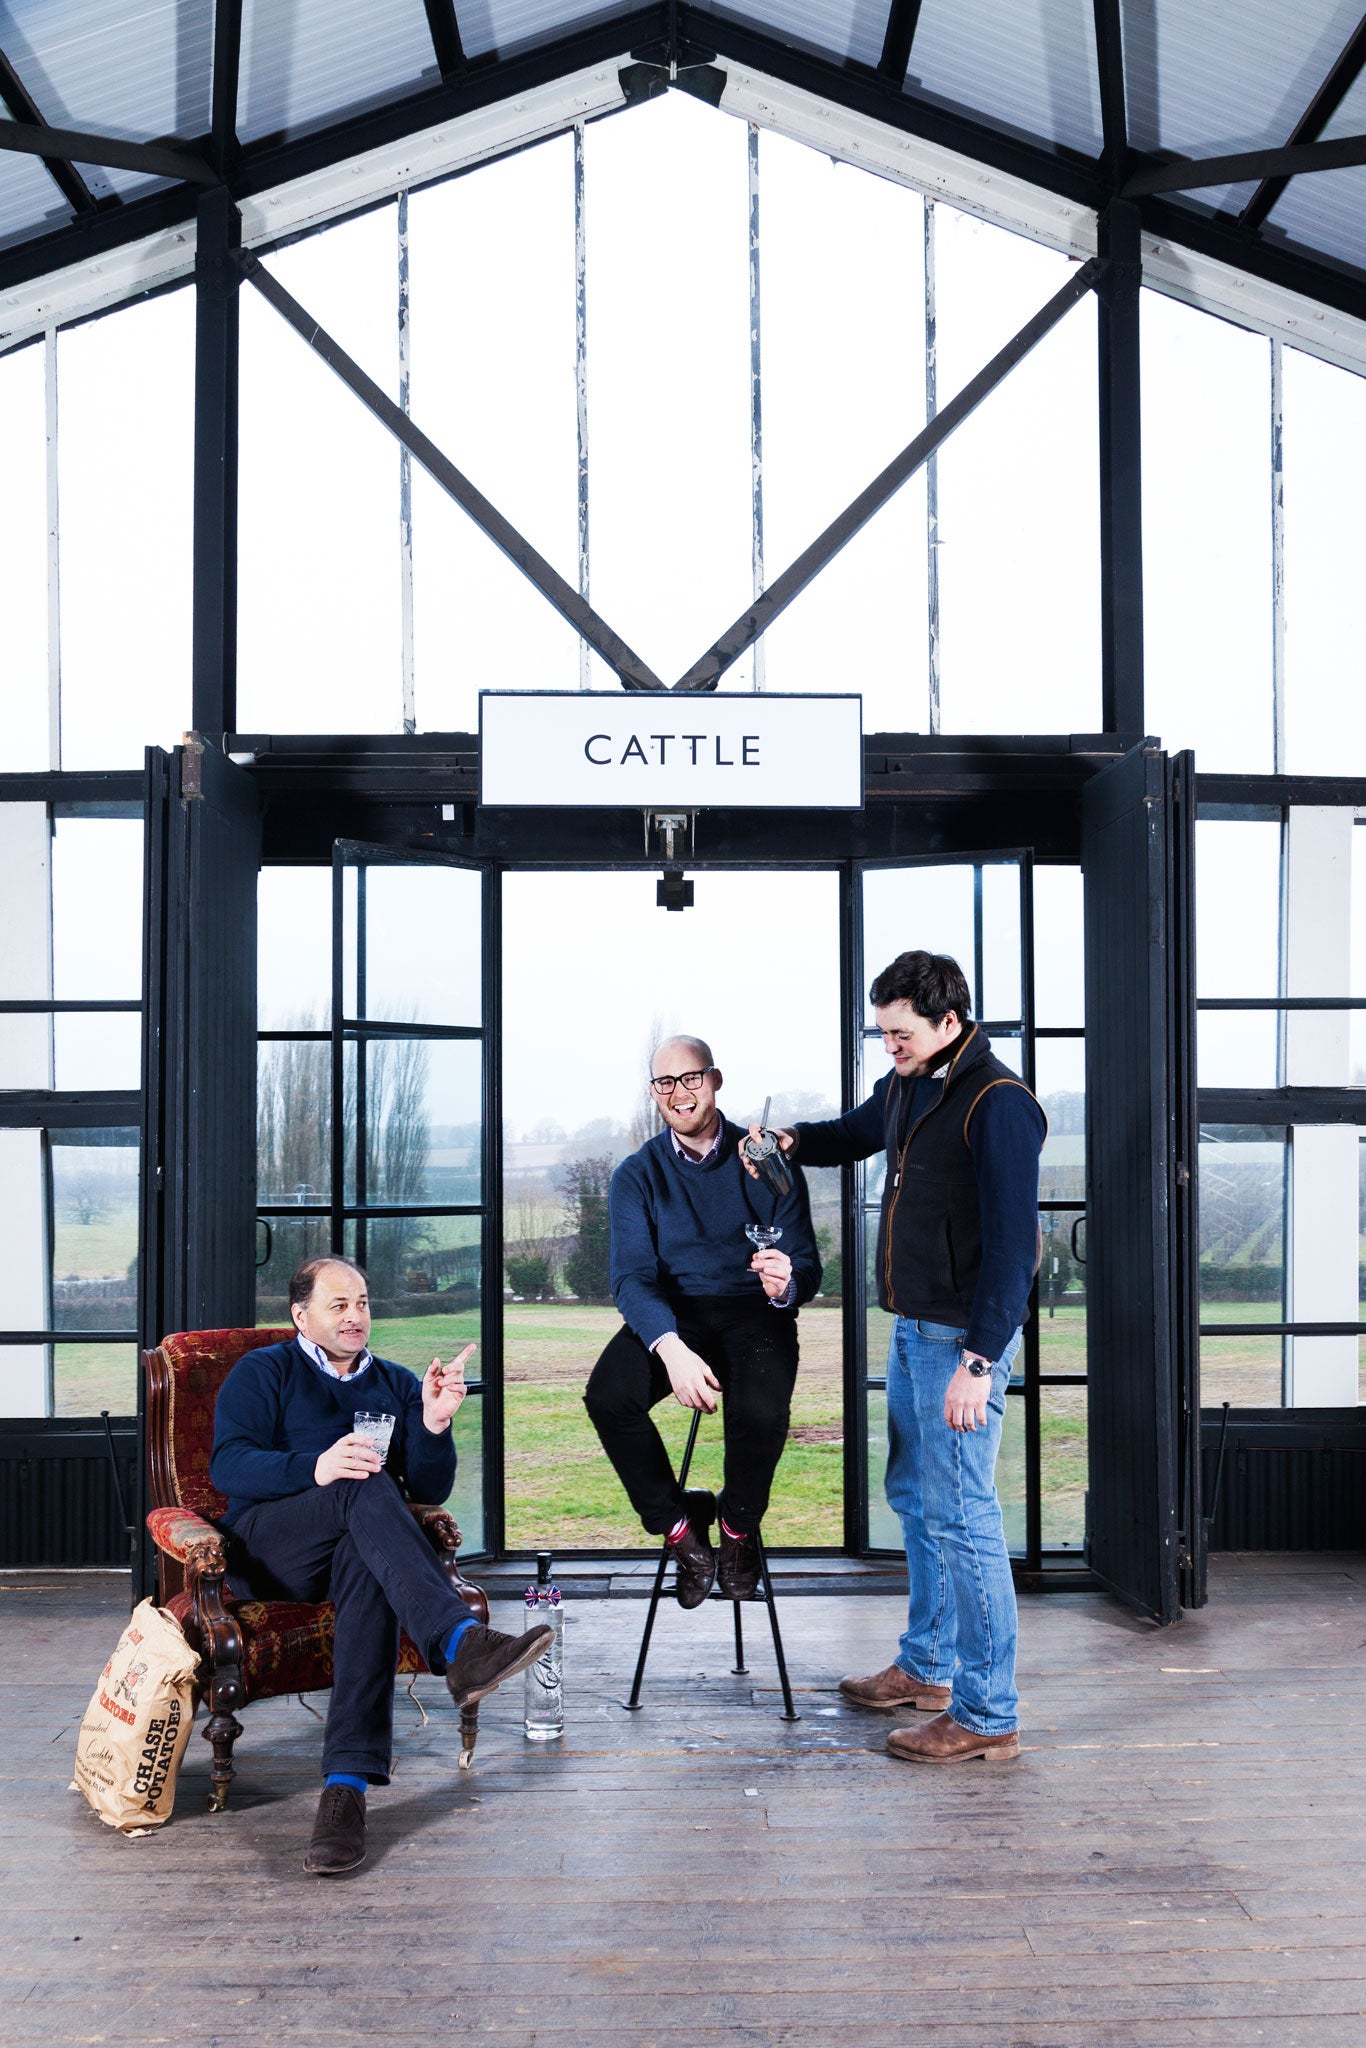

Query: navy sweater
[[795, 1039, 1044, 1363], [609, 1119, 822, 1351], [209, 1338, 457, 1528]]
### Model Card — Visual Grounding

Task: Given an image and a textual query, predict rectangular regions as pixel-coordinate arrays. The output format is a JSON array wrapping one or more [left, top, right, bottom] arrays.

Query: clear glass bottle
[[524, 1549, 564, 1740]]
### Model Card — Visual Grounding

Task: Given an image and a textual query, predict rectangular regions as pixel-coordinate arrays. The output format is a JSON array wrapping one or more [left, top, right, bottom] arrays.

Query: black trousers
[[584, 1297, 799, 1537], [228, 1473, 478, 1784]]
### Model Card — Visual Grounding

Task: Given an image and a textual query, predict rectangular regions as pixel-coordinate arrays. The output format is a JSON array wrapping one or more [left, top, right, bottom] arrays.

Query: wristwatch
[[960, 1351, 992, 1378]]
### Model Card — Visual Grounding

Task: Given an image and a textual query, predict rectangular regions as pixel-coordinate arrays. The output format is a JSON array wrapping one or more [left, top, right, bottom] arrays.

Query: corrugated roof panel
[[906, 0, 1103, 159], [0, 142, 71, 250], [0, 0, 207, 201], [237, 0, 438, 147], [1264, 68, 1366, 273], [458, 0, 638, 62], [701, 0, 888, 71], [1123, 0, 1363, 217]]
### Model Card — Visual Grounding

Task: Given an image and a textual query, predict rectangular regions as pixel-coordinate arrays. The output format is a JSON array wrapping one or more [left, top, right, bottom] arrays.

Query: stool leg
[[756, 1534, 800, 1722], [732, 1598, 747, 1675], [626, 1411, 703, 1710]]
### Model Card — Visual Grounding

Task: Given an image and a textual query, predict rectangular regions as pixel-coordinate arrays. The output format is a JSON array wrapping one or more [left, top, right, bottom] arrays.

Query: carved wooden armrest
[[146, 1506, 229, 1576], [409, 1503, 462, 1555]]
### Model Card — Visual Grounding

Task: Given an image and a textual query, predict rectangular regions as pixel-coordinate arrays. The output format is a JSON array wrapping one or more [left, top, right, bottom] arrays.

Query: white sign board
[[479, 692, 863, 809]]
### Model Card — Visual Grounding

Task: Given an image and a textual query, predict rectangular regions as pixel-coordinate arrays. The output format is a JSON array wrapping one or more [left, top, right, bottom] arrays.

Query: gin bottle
[[524, 1550, 564, 1740]]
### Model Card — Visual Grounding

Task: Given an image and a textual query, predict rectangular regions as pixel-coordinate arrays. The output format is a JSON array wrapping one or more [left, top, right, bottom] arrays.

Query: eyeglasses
[[649, 1068, 712, 1096]]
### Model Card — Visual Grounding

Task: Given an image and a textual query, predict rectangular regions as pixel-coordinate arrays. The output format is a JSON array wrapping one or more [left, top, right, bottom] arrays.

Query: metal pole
[[924, 199, 940, 734], [1096, 200, 1143, 734], [756, 1535, 800, 1720], [748, 120, 765, 694], [192, 187, 241, 741], [398, 192, 416, 735], [626, 1410, 702, 1710], [574, 121, 591, 692]]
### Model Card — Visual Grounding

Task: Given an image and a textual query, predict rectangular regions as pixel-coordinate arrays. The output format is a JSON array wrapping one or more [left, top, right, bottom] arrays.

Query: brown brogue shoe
[[304, 1783, 367, 1875], [886, 1711, 1020, 1763], [839, 1663, 952, 1713]]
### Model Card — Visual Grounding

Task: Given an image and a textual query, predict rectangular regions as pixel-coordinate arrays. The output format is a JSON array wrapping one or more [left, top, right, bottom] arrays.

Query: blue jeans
[[884, 1317, 1022, 1735]]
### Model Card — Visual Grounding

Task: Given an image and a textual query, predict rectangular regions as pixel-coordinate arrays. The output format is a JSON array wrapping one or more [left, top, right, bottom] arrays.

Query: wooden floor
[[4, 1555, 1366, 2046]]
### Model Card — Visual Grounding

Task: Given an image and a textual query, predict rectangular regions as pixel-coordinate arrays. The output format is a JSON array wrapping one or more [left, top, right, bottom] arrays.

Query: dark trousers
[[228, 1472, 478, 1784], [584, 1297, 799, 1537]]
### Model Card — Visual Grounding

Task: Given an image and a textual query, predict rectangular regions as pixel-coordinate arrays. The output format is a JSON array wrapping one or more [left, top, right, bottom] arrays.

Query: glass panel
[[936, 211, 1099, 735], [409, 135, 579, 725], [344, 1038, 482, 1205], [862, 865, 976, 1019], [258, 868, 331, 1029], [1198, 1011, 1279, 1090], [866, 1387, 899, 1549], [1038, 1205, 1087, 1375], [1035, 1037, 1085, 1203], [992, 1034, 1024, 1077], [57, 292, 193, 767], [53, 1342, 137, 1418], [759, 127, 928, 731], [237, 228, 401, 735], [1033, 866, 1084, 1028], [50, 1130, 138, 1332], [1356, 830, 1366, 1084], [53, 1012, 141, 1090], [1195, 818, 1282, 1087], [1202, 1331, 1283, 1408], [0, 1126, 47, 1336], [0, 150, 71, 251], [256, 1215, 333, 1327], [999, 1391, 1026, 1556], [236, 0, 435, 145], [1282, 345, 1366, 777], [0, 1342, 48, 1415], [1141, 293, 1273, 771], [444, 1391, 484, 1556], [0, 340, 48, 770], [585, 94, 753, 688], [51, 818, 143, 999], [351, 1216, 483, 1327], [908, 0, 1103, 153], [980, 863, 1021, 1022], [1040, 1384, 1087, 1550], [344, 864, 481, 1024], [258, 1038, 331, 1205], [1200, 1126, 1286, 1326], [865, 1223, 895, 1382]]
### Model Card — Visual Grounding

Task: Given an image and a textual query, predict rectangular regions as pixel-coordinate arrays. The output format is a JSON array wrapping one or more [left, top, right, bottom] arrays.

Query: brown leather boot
[[839, 1663, 952, 1712], [886, 1711, 1020, 1763]]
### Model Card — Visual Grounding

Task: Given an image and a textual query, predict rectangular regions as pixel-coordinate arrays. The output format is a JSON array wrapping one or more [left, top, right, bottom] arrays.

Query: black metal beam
[[1199, 1088, 1366, 1126], [1096, 200, 1143, 734], [1092, 0, 1128, 186], [423, 0, 467, 78], [210, 0, 244, 178], [192, 189, 241, 738], [672, 255, 1106, 691], [877, 0, 924, 84], [0, 118, 215, 185], [1241, 14, 1366, 232], [0, 1091, 141, 1129], [0, 45, 98, 216], [1125, 131, 1366, 198], [239, 251, 667, 692]]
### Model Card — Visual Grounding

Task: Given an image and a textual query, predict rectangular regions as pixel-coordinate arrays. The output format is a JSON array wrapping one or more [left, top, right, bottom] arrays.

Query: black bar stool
[[625, 1409, 800, 1721]]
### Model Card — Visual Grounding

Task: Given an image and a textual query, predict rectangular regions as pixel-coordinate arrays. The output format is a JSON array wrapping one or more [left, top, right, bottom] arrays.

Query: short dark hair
[[288, 1256, 369, 1312], [868, 950, 971, 1027]]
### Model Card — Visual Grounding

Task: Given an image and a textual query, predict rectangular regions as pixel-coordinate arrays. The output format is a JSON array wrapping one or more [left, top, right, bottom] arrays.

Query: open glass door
[[852, 854, 1042, 1560], [328, 842, 496, 1558]]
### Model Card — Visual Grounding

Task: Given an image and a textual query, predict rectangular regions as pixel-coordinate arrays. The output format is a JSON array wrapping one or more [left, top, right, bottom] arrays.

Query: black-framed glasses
[[649, 1068, 713, 1096]]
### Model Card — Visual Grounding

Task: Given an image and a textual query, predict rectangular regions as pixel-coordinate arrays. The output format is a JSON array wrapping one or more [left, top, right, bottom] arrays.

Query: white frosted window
[[758, 131, 928, 730], [0, 340, 48, 772], [1141, 293, 1273, 771], [1282, 346, 1366, 777], [935, 209, 1099, 735], [57, 290, 194, 767]]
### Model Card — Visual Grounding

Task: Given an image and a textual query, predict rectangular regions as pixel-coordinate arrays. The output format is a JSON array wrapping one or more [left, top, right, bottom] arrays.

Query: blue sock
[[443, 1617, 477, 1666], [325, 1773, 367, 1794]]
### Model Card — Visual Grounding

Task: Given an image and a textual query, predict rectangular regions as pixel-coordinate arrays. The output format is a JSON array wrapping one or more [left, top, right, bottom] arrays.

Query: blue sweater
[[209, 1338, 457, 1528], [609, 1119, 822, 1351]]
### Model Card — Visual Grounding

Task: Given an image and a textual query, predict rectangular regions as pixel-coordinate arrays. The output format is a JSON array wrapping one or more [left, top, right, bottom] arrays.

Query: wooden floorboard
[[2, 1553, 1365, 2044]]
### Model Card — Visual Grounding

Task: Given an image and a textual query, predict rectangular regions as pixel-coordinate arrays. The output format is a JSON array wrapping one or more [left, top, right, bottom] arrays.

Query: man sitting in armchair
[[210, 1256, 551, 1875]]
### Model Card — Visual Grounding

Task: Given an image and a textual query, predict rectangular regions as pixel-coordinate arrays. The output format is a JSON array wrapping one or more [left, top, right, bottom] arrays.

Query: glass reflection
[[258, 1039, 331, 1205], [1198, 1126, 1286, 1326], [343, 864, 481, 1025], [343, 1038, 481, 1206], [50, 1131, 138, 1332], [1035, 1038, 1085, 1203]]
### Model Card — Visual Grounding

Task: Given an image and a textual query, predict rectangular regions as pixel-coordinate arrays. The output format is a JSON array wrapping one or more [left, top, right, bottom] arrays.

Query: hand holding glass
[[745, 1224, 783, 1253], [353, 1412, 396, 1464]]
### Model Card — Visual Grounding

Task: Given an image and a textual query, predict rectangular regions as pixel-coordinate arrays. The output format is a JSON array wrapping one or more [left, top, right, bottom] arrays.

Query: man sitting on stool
[[584, 1037, 821, 1605], [211, 1256, 552, 1875]]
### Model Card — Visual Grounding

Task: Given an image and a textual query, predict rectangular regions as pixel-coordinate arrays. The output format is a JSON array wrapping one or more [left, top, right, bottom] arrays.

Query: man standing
[[746, 953, 1043, 1763], [211, 1257, 551, 1873], [585, 1036, 821, 1604]]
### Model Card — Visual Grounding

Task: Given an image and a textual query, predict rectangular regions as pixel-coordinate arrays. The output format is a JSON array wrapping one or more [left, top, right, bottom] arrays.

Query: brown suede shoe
[[304, 1783, 367, 1875], [886, 1711, 1020, 1763], [839, 1663, 952, 1713], [446, 1622, 554, 1708]]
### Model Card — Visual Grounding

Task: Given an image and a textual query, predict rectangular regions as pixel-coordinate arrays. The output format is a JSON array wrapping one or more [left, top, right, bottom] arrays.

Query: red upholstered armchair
[[144, 1328, 489, 1811]]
